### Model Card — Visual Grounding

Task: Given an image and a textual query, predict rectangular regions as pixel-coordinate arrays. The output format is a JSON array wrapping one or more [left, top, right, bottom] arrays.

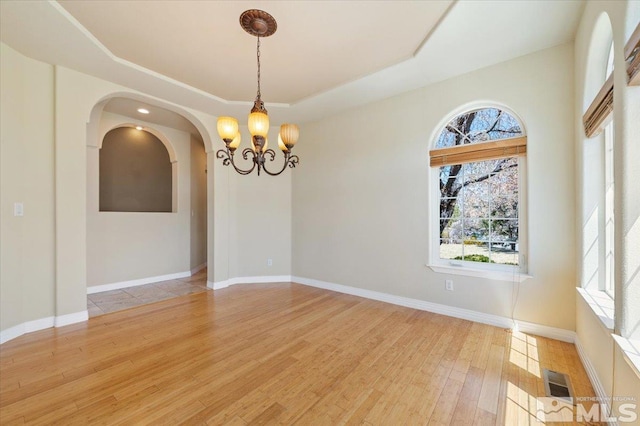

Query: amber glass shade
[[280, 124, 299, 147], [229, 133, 242, 150], [248, 112, 269, 138], [217, 117, 239, 141], [277, 134, 288, 152]]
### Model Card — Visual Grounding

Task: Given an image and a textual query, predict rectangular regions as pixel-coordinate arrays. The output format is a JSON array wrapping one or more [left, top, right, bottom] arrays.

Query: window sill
[[427, 264, 532, 282], [612, 335, 640, 380], [576, 287, 615, 331]]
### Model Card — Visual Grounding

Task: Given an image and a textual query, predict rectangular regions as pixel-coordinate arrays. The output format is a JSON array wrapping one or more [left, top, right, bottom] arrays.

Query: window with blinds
[[430, 107, 527, 270]]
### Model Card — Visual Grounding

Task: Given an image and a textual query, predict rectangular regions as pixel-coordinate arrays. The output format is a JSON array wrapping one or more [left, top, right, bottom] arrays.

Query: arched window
[[100, 127, 173, 212], [429, 107, 527, 277]]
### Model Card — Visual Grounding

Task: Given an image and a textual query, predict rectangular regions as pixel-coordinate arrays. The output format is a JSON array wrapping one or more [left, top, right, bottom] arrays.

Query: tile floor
[[87, 268, 209, 317]]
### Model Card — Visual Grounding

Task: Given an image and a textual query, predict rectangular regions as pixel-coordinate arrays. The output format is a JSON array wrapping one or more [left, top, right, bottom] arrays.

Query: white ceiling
[[103, 97, 200, 136], [1, 0, 585, 126], [58, 0, 453, 105]]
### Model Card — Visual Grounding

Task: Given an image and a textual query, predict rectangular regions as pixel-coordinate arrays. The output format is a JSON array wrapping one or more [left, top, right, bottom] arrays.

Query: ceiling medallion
[[240, 9, 277, 38], [216, 9, 299, 176]]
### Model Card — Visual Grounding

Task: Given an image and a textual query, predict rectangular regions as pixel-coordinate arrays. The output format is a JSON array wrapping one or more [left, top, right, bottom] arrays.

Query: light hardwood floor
[[1, 283, 598, 425]]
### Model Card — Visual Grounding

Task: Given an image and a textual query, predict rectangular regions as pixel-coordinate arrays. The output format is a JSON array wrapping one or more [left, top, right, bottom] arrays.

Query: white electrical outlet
[[267, 258, 273, 266], [445, 279, 454, 291]]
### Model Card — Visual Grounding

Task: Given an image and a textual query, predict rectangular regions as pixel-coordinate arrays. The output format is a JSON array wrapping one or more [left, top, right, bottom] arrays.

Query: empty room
[[1, 0, 639, 424]]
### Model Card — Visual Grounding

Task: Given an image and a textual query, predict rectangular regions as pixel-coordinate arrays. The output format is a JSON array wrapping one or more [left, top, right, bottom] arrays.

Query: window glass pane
[[462, 181, 489, 218], [435, 108, 523, 150], [440, 219, 455, 239], [463, 218, 490, 242], [438, 160, 519, 266], [440, 198, 458, 220], [440, 239, 463, 260]]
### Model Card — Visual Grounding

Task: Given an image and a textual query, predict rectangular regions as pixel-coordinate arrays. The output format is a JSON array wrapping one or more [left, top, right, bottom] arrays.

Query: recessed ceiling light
[[135, 126, 143, 130], [137, 108, 149, 114]]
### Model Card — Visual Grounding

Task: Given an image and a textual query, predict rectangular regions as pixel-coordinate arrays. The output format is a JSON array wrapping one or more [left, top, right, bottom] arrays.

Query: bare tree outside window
[[436, 108, 523, 266]]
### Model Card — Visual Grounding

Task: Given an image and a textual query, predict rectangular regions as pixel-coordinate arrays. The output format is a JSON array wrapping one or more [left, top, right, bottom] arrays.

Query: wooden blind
[[625, 22, 640, 86], [429, 136, 526, 167], [583, 73, 614, 138]]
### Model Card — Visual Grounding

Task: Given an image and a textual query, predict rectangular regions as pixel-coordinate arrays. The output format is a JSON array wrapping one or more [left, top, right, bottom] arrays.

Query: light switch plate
[[14, 202, 24, 217]]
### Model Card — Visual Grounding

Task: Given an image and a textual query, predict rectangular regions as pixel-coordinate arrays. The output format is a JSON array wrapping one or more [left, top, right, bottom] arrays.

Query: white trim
[[1, 316, 56, 344], [428, 264, 533, 282], [0, 323, 26, 345], [1, 311, 88, 345], [191, 262, 207, 275], [0, 323, 26, 344], [575, 335, 613, 423], [207, 280, 227, 290], [576, 287, 615, 332], [87, 271, 191, 294], [24, 316, 55, 333], [612, 335, 640, 381], [208, 275, 293, 290], [54, 310, 88, 327]]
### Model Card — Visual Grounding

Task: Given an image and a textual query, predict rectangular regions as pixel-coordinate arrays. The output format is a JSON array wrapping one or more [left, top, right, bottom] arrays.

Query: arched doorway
[[86, 95, 210, 315]]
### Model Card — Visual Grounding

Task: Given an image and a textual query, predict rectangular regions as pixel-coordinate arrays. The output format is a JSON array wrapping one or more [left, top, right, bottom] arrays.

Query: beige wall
[[87, 112, 192, 287], [221, 126, 293, 280], [293, 42, 577, 330], [190, 135, 207, 270], [0, 43, 56, 330]]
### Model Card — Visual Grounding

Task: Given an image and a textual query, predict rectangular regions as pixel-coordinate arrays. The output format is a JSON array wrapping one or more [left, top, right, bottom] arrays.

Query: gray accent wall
[[100, 127, 172, 212]]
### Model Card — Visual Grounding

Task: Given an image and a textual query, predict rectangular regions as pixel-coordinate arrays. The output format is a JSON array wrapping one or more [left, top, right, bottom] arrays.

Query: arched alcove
[[100, 127, 174, 213], [86, 93, 210, 299]]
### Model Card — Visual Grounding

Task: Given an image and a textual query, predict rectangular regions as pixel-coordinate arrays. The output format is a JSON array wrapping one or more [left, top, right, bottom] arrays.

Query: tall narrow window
[[430, 107, 527, 274]]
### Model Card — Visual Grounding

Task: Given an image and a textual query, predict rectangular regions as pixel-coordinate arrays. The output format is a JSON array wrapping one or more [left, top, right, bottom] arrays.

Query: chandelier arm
[[232, 149, 258, 175], [216, 149, 233, 167], [263, 148, 276, 162], [287, 154, 300, 169], [261, 151, 296, 176], [217, 148, 256, 175]]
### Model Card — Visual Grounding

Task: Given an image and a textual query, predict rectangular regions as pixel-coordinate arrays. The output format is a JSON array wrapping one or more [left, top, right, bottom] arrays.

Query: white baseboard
[[191, 262, 207, 275], [208, 275, 293, 290], [24, 316, 55, 333], [1, 310, 88, 345], [292, 276, 576, 343], [55, 310, 88, 327], [574, 335, 612, 421], [87, 271, 192, 294]]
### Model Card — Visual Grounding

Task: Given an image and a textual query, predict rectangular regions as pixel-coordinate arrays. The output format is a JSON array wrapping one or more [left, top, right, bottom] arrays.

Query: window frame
[[600, 41, 615, 298], [427, 106, 531, 282], [602, 118, 615, 297]]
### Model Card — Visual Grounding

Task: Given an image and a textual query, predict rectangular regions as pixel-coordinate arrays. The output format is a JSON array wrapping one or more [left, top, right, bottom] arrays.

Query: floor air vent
[[543, 369, 574, 402]]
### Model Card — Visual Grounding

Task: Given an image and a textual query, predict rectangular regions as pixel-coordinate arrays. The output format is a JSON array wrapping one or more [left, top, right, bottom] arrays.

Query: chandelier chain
[[256, 37, 261, 100]]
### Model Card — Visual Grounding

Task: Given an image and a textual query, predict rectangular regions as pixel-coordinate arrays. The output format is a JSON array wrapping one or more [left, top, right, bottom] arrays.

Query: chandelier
[[216, 9, 300, 176]]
